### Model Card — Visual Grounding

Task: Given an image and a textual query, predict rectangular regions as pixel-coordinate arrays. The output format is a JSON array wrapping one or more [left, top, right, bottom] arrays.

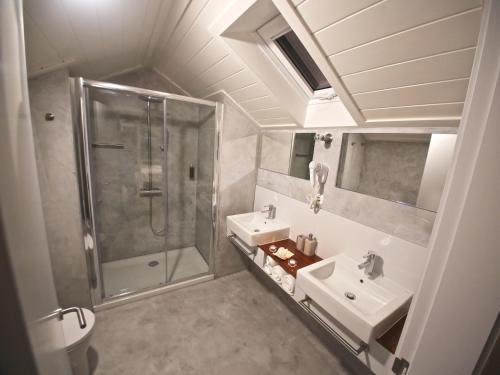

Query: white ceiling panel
[[297, 0, 381, 33], [24, 0, 483, 127], [343, 48, 476, 94], [289, 0, 483, 126], [315, 0, 481, 56], [331, 8, 482, 76], [353, 79, 470, 109], [362, 103, 464, 120]]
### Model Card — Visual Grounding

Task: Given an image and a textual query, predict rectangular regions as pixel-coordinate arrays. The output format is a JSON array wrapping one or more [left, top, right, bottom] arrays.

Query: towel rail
[[298, 297, 368, 356], [91, 143, 125, 149], [227, 234, 256, 256]]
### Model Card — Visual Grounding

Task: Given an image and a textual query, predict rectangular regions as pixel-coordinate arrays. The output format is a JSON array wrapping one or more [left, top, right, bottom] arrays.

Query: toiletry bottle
[[303, 234, 318, 256], [296, 234, 305, 252]]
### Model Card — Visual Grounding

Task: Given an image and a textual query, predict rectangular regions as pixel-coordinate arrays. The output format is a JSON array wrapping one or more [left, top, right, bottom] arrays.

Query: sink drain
[[148, 261, 159, 267], [253, 229, 260, 232], [345, 291, 356, 300]]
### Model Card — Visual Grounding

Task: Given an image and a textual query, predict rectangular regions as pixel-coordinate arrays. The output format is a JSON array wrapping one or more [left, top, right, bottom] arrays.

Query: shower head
[[139, 95, 164, 103]]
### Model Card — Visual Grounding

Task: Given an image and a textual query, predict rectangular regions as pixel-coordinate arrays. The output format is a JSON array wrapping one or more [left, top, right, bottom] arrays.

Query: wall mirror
[[336, 132, 457, 212], [260, 131, 315, 180]]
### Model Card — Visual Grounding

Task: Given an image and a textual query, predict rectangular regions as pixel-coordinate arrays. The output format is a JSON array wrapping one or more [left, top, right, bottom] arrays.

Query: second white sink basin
[[297, 253, 412, 343], [226, 212, 290, 247]]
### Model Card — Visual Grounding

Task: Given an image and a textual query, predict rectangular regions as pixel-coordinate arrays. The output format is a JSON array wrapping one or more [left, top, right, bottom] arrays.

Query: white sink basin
[[297, 253, 412, 343], [226, 212, 290, 247]]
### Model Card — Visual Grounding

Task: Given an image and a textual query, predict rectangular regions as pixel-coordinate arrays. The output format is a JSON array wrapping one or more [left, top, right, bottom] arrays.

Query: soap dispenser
[[296, 234, 305, 252], [303, 233, 318, 256]]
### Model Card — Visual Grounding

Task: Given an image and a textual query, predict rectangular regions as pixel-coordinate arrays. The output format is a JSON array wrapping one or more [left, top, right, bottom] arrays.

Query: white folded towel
[[271, 266, 285, 284], [282, 274, 295, 295], [263, 264, 273, 275], [265, 256, 277, 267]]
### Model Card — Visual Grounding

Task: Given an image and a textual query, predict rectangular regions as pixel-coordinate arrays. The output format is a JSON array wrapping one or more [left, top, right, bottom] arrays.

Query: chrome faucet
[[358, 251, 377, 276], [261, 204, 276, 219]]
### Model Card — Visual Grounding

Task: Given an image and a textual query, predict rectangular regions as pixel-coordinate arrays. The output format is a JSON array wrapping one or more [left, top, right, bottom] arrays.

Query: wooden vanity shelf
[[376, 315, 406, 354], [259, 239, 322, 277], [260, 239, 406, 355]]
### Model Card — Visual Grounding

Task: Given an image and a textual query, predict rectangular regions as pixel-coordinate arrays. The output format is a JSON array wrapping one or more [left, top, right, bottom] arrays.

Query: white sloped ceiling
[[23, 0, 483, 128], [290, 0, 483, 126]]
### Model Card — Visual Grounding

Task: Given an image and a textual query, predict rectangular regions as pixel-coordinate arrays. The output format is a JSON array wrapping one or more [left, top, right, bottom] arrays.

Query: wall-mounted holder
[[308, 161, 329, 213], [315, 133, 333, 147]]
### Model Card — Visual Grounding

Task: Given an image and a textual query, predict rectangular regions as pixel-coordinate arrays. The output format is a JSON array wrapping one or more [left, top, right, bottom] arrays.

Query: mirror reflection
[[260, 132, 315, 180], [336, 133, 457, 212]]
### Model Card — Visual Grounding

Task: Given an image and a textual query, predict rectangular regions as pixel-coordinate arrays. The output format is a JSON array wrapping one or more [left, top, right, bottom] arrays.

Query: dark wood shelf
[[376, 315, 406, 354], [259, 239, 322, 278]]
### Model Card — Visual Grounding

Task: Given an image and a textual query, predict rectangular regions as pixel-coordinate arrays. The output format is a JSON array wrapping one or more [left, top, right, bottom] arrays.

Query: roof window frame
[[257, 15, 336, 103]]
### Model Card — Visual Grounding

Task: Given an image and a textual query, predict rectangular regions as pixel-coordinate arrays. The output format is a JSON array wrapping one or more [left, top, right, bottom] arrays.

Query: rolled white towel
[[271, 266, 285, 284], [282, 274, 295, 295], [265, 256, 277, 267], [263, 264, 273, 275]]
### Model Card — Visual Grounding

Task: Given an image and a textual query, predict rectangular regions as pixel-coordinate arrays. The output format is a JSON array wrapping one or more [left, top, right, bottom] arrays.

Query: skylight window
[[274, 30, 331, 92]]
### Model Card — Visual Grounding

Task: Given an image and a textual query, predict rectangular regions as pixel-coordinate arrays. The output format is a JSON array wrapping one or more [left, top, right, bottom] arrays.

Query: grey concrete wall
[[209, 94, 260, 277], [257, 131, 436, 247], [29, 69, 92, 309]]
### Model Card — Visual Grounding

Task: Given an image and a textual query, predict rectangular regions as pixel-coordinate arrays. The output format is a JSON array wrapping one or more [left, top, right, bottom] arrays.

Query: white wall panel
[[343, 48, 476, 94], [315, 0, 481, 56], [198, 55, 242, 87], [239, 96, 279, 112], [331, 8, 482, 76], [229, 83, 269, 102], [250, 108, 290, 120], [362, 103, 464, 120], [297, 0, 380, 33], [289, 0, 482, 125], [354, 79, 469, 109], [202, 69, 256, 97]]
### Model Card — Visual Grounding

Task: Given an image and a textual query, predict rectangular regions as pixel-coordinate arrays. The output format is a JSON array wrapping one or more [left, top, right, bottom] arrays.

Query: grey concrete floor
[[90, 270, 355, 375]]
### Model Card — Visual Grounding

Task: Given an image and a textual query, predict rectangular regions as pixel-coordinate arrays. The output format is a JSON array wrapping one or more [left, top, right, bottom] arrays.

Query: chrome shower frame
[[71, 77, 221, 307]]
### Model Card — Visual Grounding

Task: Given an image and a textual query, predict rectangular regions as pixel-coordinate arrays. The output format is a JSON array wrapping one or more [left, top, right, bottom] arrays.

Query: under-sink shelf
[[259, 239, 322, 277], [376, 315, 406, 354], [230, 235, 406, 356]]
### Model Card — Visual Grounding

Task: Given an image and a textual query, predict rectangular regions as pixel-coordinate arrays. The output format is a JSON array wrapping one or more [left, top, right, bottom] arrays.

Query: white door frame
[[392, 0, 500, 374], [0, 0, 71, 373]]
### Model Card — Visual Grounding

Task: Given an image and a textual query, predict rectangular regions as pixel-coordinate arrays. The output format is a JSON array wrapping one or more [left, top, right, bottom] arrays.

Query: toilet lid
[[61, 308, 95, 349]]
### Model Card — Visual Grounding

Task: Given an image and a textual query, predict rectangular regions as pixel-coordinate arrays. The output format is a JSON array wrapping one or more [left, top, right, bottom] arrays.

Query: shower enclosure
[[71, 78, 220, 306]]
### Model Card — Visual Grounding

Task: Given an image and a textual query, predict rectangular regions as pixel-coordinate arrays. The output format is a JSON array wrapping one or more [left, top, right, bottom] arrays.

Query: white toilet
[[61, 308, 95, 375]]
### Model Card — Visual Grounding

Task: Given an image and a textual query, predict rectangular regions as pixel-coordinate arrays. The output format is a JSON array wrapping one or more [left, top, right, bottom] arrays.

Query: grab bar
[[58, 307, 87, 329], [228, 234, 256, 256], [91, 143, 125, 149], [298, 297, 367, 356]]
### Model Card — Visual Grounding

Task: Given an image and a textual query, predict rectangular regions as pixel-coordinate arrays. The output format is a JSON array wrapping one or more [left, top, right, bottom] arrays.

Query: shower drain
[[148, 261, 159, 267]]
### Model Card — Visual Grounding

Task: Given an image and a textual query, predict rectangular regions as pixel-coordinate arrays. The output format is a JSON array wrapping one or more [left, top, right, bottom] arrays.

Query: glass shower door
[[163, 100, 215, 284], [87, 87, 167, 299], [79, 82, 218, 302]]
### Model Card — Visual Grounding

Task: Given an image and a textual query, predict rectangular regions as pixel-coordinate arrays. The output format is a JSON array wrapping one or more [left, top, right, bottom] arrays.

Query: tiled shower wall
[[29, 69, 92, 308], [257, 131, 437, 247], [88, 92, 201, 263]]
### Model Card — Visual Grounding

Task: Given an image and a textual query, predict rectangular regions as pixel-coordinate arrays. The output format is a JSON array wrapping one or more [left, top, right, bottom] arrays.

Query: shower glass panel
[[81, 82, 217, 301]]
